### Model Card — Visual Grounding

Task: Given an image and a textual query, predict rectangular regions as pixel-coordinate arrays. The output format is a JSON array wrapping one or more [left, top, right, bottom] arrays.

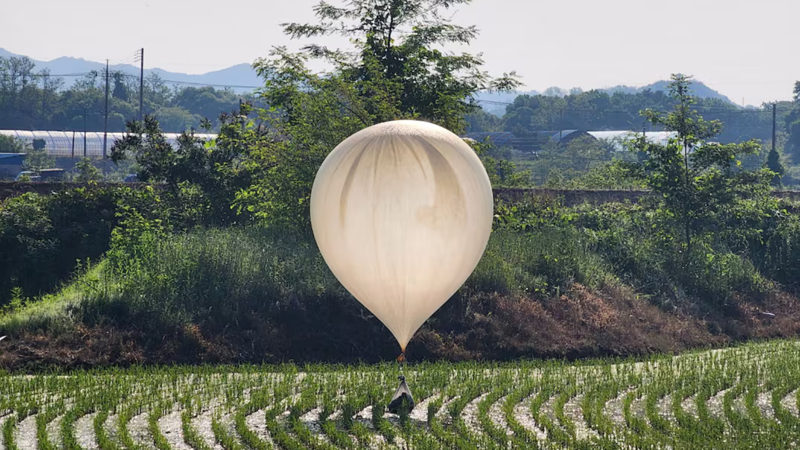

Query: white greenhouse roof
[[0, 130, 217, 157], [588, 131, 677, 151]]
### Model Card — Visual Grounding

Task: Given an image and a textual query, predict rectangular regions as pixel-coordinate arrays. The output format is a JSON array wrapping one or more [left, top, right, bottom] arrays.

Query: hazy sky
[[3, 0, 798, 106]]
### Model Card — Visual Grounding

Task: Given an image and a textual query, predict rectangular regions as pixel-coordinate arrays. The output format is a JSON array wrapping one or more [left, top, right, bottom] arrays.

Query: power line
[[474, 100, 788, 115]]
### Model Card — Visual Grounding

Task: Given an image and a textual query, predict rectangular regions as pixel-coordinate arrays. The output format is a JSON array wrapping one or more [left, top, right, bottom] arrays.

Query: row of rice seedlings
[[530, 372, 574, 448], [3, 339, 800, 449], [476, 382, 513, 449], [35, 396, 66, 450], [233, 386, 274, 450], [264, 379, 310, 450], [581, 364, 637, 447]]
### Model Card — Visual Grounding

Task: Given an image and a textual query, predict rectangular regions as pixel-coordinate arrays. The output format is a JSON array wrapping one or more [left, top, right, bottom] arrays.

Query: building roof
[[0, 153, 25, 162]]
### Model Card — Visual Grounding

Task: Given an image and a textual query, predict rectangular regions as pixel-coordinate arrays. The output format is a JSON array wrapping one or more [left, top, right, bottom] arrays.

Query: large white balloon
[[310, 120, 494, 351]]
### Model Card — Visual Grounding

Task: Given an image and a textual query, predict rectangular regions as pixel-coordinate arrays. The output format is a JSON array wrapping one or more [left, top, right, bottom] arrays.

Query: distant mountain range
[[604, 80, 735, 104], [475, 80, 737, 116], [2, 48, 737, 110], [0, 48, 263, 92]]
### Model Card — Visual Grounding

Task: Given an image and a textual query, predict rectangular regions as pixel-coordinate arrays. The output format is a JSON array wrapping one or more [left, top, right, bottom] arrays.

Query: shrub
[[0, 186, 172, 307], [468, 229, 613, 298], [761, 215, 800, 292]]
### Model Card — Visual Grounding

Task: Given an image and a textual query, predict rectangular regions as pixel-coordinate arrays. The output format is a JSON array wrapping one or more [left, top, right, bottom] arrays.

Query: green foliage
[[759, 214, 800, 291], [498, 87, 775, 146], [237, 0, 519, 229], [111, 107, 257, 225], [0, 135, 27, 153], [0, 56, 243, 133], [627, 74, 768, 254], [515, 136, 630, 186], [278, 0, 520, 134], [0, 343, 791, 450], [96, 227, 341, 329], [469, 228, 613, 298], [765, 146, 785, 187], [545, 160, 647, 190], [466, 109, 502, 133], [73, 157, 102, 182], [0, 185, 187, 308], [23, 142, 55, 171], [469, 139, 530, 187]]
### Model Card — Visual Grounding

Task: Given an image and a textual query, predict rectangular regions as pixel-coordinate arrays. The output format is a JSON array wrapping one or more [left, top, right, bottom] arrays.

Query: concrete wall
[[3, 182, 799, 204]]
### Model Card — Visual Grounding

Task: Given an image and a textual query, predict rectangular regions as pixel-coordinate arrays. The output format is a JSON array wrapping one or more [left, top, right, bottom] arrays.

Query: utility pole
[[103, 60, 109, 158], [139, 48, 144, 122], [772, 102, 778, 156], [83, 107, 88, 158]]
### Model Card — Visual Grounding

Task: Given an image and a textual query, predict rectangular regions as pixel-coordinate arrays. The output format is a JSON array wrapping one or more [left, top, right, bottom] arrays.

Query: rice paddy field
[[1, 340, 799, 450]]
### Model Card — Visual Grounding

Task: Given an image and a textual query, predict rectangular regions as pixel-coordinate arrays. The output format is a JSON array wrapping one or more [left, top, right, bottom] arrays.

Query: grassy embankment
[[2, 197, 799, 369]]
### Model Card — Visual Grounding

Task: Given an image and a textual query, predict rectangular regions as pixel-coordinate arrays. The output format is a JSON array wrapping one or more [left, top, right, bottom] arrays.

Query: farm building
[[0, 130, 218, 158], [0, 153, 25, 179]]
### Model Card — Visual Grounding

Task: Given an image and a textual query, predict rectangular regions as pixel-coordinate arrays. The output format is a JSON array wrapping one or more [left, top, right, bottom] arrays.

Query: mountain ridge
[[474, 80, 737, 116], [0, 48, 263, 92], [2, 48, 737, 105]]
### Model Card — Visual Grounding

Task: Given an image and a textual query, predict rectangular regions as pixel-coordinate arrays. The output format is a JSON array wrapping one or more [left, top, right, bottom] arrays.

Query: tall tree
[[112, 72, 129, 101], [765, 145, 785, 187], [271, 0, 520, 134], [238, 0, 520, 229], [628, 74, 767, 254]]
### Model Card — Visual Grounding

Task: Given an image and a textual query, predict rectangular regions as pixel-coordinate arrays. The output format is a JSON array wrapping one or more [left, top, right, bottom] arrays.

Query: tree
[[73, 157, 102, 182], [0, 135, 28, 153], [112, 72, 129, 101], [628, 74, 766, 254], [470, 140, 530, 187], [173, 87, 241, 127], [38, 68, 64, 121], [788, 120, 800, 158], [543, 86, 567, 98], [765, 146, 785, 187], [23, 145, 56, 171], [112, 107, 259, 225], [238, 0, 520, 229], [465, 108, 501, 132], [272, 0, 520, 134], [153, 106, 200, 133]]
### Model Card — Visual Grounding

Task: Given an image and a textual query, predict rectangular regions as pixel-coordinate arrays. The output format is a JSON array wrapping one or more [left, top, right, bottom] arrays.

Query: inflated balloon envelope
[[310, 120, 494, 353]]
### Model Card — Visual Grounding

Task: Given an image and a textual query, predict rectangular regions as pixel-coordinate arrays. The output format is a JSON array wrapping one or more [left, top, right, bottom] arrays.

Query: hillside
[[605, 79, 736, 104], [476, 79, 737, 117], [1, 181, 799, 370]]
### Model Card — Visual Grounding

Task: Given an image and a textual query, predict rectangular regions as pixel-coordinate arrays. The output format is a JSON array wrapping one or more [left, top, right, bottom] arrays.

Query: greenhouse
[[0, 130, 217, 158], [587, 130, 677, 151]]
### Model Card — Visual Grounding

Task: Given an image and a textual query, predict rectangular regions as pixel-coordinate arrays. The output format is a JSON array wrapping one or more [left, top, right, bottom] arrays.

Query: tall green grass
[[0, 226, 614, 337]]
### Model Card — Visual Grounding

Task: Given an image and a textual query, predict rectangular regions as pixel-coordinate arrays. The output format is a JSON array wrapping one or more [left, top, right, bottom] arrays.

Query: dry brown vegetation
[[3, 283, 799, 371]]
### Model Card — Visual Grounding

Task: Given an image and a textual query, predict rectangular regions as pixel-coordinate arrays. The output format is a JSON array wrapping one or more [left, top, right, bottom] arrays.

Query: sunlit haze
[[3, 0, 799, 106]]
